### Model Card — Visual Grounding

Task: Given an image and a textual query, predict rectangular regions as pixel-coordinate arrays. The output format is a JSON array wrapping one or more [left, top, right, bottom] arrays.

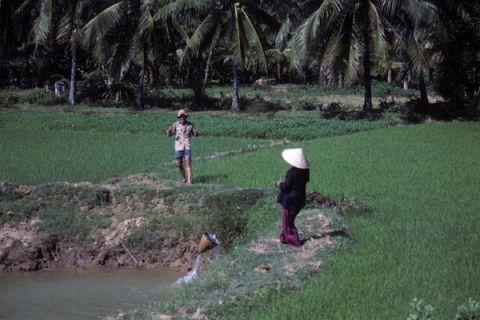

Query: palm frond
[[138, 9, 155, 40], [203, 26, 222, 85], [173, 21, 190, 44], [275, 15, 291, 48], [239, 8, 267, 73], [56, 10, 72, 46], [289, 20, 309, 72], [182, 11, 222, 65], [232, 4, 245, 69], [405, 35, 426, 78], [32, 0, 53, 48], [367, 1, 386, 59], [83, 2, 125, 49], [153, 0, 215, 23], [333, 11, 360, 86], [13, 0, 34, 15]]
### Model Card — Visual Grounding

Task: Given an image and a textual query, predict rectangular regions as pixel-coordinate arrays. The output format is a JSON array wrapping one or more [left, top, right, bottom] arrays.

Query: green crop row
[[0, 128, 269, 185], [0, 110, 394, 140]]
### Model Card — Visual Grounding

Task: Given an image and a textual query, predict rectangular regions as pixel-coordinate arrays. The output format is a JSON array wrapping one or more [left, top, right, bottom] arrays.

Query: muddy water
[[0, 268, 183, 320]]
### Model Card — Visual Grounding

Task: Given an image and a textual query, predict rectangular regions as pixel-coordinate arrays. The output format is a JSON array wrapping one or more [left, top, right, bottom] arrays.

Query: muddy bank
[[0, 176, 270, 272]]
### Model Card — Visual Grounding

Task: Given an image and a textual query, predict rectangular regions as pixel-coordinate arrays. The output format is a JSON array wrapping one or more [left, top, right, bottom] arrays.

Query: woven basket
[[198, 233, 216, 253]]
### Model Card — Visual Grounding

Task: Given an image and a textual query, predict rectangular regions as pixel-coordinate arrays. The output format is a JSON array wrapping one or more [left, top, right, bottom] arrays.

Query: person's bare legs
[[185, 156, 192, 184], [177, 158, 186, 183]]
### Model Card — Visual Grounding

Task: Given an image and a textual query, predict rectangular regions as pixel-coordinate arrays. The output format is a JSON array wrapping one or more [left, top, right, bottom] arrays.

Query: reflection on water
[[0, 267, 183, 320]]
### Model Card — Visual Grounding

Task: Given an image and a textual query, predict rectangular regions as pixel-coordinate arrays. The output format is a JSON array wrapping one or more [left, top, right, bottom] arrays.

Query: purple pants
[[279, 208, 302, 248]]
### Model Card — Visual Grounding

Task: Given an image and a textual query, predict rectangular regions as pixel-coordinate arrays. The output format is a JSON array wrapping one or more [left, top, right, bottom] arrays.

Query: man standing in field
[[167, 109, 199, 184]]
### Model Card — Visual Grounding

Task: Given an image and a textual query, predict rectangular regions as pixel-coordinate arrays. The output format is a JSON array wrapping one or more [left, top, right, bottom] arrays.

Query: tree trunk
[[403, 77, 408, 90], [277, 62, 282, 84], [135, 67, 144, 110], [252, 57, 258, 82], [419, 70, 429, 105], [231, 64, 239, 113], [338, 73, 344, 89], [67, 42, 77, 105], [0, 47, 3, 88], [387, 66, 392, 84], [362, 20, 372, 110], [190, 52, 205, 105], [319, 64, 325, 85], [403, 68, 409, 90], [428, 67, 434, 83]]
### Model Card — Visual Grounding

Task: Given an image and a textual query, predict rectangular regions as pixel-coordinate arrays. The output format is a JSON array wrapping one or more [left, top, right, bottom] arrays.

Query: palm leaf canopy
[[292, 0, 390, 86], [155, 0, 271, 74]]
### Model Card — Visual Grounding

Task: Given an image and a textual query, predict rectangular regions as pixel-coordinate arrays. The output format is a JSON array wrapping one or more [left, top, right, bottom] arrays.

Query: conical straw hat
[[281, 148, 309, 169], [198, 233, 216, 253]]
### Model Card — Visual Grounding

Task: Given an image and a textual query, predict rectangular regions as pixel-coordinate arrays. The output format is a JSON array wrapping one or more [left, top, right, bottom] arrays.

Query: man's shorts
[[174, 149, 191, 159]]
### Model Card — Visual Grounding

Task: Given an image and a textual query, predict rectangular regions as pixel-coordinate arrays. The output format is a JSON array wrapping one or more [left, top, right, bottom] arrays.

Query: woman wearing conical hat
[[276, 148, 310, 248]]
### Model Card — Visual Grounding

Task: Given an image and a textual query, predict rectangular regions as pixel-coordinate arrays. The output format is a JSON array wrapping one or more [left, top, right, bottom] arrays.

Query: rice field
[[0, 107, 478, 319], [159, 122, 480, 319], [0, 128, 270, 185]]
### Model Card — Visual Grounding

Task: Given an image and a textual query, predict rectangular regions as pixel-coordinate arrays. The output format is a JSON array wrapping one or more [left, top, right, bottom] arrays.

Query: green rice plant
[[0, 110, 394, 140], [0, 128, 268, 184]]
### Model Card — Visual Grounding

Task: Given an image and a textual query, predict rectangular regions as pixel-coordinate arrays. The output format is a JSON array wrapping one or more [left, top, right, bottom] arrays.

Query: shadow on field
[[196, 174, 229, 184], [303, 230, 349, 244]]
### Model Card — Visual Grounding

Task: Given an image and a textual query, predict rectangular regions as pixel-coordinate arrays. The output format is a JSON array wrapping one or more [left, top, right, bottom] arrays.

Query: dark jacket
[[277, 167, 310, 210]]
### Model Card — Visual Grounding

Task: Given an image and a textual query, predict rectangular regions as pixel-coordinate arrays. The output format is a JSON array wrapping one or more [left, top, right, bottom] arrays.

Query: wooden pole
[[121, 242, 142, 268]]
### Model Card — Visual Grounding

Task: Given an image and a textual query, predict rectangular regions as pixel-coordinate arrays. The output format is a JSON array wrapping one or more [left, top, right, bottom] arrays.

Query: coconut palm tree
[[1, 0, 38, 87], [290, 0, 407, 110], [392, 0, 444, 105], [422, 0, 480, 106], [155, 0, 283, 113], [0, 0, 15, 86], [16, 0, 99, 105], [83, 0, 172, 110]]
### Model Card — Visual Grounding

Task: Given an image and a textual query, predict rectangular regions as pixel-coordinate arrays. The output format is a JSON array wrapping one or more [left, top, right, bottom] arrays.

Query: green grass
[[158, 122, 480, 318], [0, 110, 393, 140], [0, 128, 270, 184]]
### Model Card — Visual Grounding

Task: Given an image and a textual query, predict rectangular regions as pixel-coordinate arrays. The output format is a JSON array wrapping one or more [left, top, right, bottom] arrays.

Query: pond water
[[0, 267, 183, 320]]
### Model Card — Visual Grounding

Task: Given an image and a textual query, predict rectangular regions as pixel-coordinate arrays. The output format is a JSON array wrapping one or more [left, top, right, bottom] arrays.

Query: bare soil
[[0, 176, 200, 273]]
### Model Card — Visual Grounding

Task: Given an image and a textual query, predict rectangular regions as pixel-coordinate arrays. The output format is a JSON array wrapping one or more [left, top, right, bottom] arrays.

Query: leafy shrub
[[407, 298, 436, 320], [25, 91, 65, 105], [1, 92, 20, 106], [455, 298, 480, 320]]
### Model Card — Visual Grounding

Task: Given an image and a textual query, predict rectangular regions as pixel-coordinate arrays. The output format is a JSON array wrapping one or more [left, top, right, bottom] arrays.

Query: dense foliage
[[0, 1, 478, 113]]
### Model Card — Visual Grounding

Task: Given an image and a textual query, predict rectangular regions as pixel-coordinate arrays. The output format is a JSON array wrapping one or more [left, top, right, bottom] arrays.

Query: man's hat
[[281, 148, 309, 169], [177, 109, 188, 118]]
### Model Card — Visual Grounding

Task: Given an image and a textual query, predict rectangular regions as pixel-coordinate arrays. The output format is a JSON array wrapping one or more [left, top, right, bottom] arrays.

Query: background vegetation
[[0, 1, 478, 115]]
